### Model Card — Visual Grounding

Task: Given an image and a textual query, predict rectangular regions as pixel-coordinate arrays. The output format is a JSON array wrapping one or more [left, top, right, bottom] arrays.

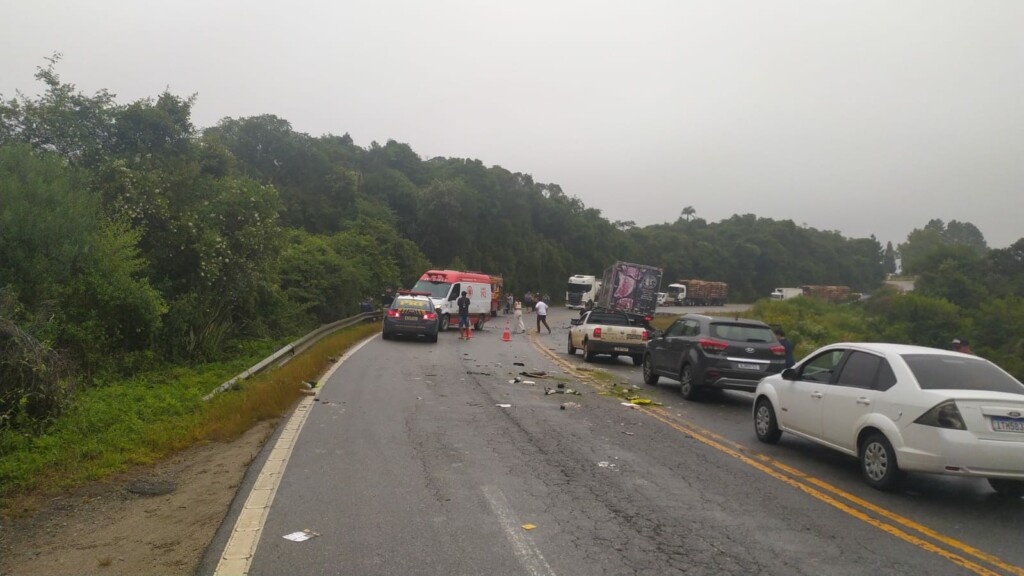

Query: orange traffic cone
[[502, 321, 512, 342], [467, 323, 473, 339]]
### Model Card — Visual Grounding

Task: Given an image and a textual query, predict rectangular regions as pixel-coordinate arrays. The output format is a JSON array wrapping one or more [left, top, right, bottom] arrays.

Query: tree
[[681, 206, 696, 221], [883, 241, 897, 275]]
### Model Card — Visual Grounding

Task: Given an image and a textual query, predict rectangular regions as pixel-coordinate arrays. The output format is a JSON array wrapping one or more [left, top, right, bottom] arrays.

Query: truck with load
[[410, 269, 499, 331], [565, 274, 601, 309], [568, 309, 650, 365], [770, 287, 803, 300], [800, 285, 852, 302], [596, 261, 663, 324], [664, 283, 687, 306], [677, 279, 728, 306]]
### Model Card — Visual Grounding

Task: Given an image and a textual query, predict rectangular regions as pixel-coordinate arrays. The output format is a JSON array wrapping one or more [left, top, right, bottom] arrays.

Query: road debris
[[513, 362, 525, 366], [602, 383, 662, 406], [283, 529, 320, 542], [560, 402, 581, 410], [545, 387, 581, 396], [521, 524, 537, 530], [519, 371, 548, 378], [496, 404, 512, 408]]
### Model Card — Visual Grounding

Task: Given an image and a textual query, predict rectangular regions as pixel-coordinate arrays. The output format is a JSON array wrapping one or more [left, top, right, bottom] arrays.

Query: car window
[[876, 360, 897, 391], [664, 319, 686, 337], [394, 298, 431, 310], [799, 349, 846, 383], [835, 351, 882, 390], [710, 323, 775, 343], [902, 354, 1024, 394], [683, 319, 701, 336], [589, 313, 629, 326]]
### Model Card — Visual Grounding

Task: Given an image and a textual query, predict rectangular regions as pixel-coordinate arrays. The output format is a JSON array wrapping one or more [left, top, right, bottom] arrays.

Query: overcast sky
[[2, 0, 1021, 248]]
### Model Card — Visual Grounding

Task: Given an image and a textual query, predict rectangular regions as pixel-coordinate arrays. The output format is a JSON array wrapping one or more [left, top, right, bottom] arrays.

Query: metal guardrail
[[203, 310, 382, 400]]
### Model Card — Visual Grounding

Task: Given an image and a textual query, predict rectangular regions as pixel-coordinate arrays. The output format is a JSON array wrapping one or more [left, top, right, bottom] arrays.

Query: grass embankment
[[0, 321, 380, 503]]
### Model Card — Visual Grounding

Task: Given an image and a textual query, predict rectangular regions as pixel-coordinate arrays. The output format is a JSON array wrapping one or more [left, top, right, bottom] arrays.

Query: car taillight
[[642, 330, 649, 342], [423, 312, 436, 320], [770, 345, 785, 356], [698, 338, 729, 353], [593, 327, 602, 338], [386, 309, 400, 318], [914, 401, 967, 430]]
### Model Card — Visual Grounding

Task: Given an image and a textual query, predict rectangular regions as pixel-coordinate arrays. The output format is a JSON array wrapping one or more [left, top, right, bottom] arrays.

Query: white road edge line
[[483, 485, 558, 576], [213, 333, 378, 576]]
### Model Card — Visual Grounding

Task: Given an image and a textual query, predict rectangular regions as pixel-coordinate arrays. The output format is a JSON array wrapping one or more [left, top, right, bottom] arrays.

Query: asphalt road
[[203, 306, 1024, 576]]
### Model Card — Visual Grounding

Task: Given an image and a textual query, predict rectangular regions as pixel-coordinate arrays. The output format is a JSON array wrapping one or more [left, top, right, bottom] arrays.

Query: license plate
[[992, 417, 1024, 433], [404, 315, 419, 321], [614, 347, 629, 352], [737, 363, 762, 371]]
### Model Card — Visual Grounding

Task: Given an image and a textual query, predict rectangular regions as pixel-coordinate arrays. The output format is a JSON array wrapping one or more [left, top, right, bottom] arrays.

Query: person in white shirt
[[513, 299, 526, 333], [534, 299, 551, 334]]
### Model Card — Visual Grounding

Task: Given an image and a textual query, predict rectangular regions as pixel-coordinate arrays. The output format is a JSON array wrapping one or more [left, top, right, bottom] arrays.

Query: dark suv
[[642, 314, 786, 400]]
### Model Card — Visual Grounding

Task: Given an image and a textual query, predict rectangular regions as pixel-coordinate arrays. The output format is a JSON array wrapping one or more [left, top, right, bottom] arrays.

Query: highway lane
[[204, 307, 1024, 576]]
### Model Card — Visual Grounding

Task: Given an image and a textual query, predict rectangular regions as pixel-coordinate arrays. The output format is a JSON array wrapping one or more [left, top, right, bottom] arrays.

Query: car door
[[777, 349, 847, 437], [820, 351, 894, 452], [661, 318, 698, 374], [650, 318, 683, 372]]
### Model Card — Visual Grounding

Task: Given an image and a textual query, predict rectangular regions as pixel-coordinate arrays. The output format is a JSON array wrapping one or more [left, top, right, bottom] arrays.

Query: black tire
[[754, 398, 782, 444], [678, 364, 699, 400], [860, 433, 903, 491], [642, 355, 660, 385], [988, 478, 1024, 498], [439, 314, 450, 332], [382, 330, 392, 340], [583, 340, 595, 362], [631, 354, 643, 366], [567, 335, 577, 356]]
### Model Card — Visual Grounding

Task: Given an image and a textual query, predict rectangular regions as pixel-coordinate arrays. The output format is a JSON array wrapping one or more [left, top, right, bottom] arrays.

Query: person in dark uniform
[[381, 287, 395, 308], [457, 291, 472, 339], [774, 328, 796, 368]]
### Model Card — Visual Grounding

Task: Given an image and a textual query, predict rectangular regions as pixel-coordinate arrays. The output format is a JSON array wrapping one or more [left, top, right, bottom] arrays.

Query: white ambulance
[[411, 270, 495, 331]]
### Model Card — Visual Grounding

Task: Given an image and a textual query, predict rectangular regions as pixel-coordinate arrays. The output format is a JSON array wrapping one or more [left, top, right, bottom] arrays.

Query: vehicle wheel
[[439, 314, 450, 332], [631, 354, 643, 366], [642, 355, 660, 385], [988, 478, 1024, 497], [567, 335, 577, 356], [382, 331, 392, 340], [678, 364, 700, 400], [860, 433, 903, 491], [475, 316, 485, 330], [754, 398, 782, 444], [583, 340, 595, 362]]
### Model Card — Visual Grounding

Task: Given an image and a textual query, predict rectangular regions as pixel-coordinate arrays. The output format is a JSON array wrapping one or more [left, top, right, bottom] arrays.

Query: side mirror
[[781, 368, 797, 380]]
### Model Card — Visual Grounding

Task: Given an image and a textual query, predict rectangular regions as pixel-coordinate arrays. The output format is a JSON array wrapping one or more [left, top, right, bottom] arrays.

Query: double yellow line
[[644, 406, 1024, 576]]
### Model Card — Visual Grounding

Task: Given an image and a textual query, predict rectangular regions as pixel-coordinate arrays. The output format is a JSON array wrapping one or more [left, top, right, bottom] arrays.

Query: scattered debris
[[466, 370, 492, 376], [560, 402, 581, 410], [602, 384, 662, 406], [283, 529, 321, 542], [545, 387, 582, 396], [513, 362, 525, 366], [522, 524, 537, 530], [303, 380, 317, 389], [519, 371, 548, 378], [496, 404, 512, 408], [623, 431, 635, 436], [597, 462, 618, 469], [299, 389, 316, 396], [522, 380, 536, 385]]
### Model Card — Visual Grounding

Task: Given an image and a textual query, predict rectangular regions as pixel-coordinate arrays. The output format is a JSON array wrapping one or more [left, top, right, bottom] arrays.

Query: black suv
[[642, 314, 785, 400]]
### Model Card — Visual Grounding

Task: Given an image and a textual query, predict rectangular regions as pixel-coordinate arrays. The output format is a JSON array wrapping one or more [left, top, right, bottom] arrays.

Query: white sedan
[[752, 343, 1024, 496]]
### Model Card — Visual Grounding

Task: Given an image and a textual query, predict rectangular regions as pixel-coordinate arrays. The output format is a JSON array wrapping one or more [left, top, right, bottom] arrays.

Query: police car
[[382, 292, 439, 343]]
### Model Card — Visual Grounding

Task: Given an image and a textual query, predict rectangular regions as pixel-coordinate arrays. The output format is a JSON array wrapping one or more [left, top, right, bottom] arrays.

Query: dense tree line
[[2, 59, 1022, 430]]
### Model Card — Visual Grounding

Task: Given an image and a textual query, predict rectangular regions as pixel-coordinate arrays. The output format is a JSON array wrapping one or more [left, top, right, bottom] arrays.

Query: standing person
[[380, 287, 395, 308], [952, 337, 975, 355], [513, 299, 526, 333], [457, 291, 471, 340], [774, 328, 795, 368], [506, 293, 513, 315], [534, 298, 551, 334]]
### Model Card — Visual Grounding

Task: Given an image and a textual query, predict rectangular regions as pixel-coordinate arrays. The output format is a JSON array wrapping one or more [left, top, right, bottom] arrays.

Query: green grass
[[0, 321, 380, 502]]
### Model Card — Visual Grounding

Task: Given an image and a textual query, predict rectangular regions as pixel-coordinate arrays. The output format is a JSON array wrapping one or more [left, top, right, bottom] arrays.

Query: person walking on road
[[534, 299, 551, 334], [774, 328, 796, 368], [505, 293, 513, 315], [513, 299, 526, 333], [457, 291, 472, 340]]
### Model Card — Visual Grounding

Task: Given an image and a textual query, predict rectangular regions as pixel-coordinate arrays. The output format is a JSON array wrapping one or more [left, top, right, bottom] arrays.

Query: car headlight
[[914, 400, 966, 430]]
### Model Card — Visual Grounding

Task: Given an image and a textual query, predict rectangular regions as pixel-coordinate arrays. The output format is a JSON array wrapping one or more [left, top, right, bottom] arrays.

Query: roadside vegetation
[[2, 57, 1023, 501]]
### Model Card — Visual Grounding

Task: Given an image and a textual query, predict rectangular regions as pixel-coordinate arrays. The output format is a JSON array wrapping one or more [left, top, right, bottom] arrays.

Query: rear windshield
[[902, 354, 1024, 394], [589, 313, 630, 326], [710, 323, 776, 343], [394, 298, 431, 310]]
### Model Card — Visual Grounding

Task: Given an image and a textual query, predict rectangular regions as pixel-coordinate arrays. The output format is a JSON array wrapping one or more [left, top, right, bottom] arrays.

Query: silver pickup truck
[[568, 310, 649, 365]]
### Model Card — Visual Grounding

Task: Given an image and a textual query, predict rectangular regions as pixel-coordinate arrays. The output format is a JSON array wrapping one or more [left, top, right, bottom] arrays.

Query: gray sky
[[3, 0, 1021, 248]]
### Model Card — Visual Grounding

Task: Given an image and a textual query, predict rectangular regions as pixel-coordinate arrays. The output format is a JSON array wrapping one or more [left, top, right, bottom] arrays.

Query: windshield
[[903, 354, 1024, 394], [567, 283, 592, 293], [410, 280, 451, 299], [710, 323, 776, 343]]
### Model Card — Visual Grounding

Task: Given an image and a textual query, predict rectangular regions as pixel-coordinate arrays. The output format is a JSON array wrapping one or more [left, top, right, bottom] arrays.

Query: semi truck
[[770, 287, 803, 300], [800, 285, 852, 302], [677, 279, 728, 306], [596, 261, 663, 323], [566, 274, 601, 309], [664, 283, 687, 306]]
